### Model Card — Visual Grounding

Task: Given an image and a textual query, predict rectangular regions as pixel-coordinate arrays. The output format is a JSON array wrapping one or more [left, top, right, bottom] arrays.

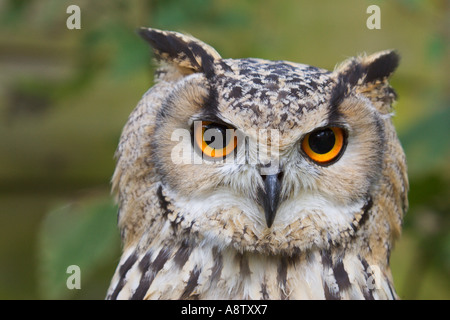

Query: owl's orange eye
[[194, 121, 237, 159], [301, 127, 345, 164]]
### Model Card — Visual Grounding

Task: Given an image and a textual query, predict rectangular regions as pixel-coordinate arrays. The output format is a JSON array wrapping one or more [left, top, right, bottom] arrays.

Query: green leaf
[[400, 105, 450, 177], [37, 197, 120, 299]]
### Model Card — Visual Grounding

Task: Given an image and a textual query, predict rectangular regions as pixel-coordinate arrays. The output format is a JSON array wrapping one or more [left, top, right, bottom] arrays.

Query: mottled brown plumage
[[106, 28, 408, 300]]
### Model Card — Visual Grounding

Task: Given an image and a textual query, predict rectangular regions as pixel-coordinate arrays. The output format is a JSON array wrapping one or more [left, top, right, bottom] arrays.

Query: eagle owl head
[[108, 28, 408, 300]]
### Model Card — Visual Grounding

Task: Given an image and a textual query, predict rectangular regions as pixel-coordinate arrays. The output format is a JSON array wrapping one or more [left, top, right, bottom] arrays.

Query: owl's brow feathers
[[140, 28, 339, 120]]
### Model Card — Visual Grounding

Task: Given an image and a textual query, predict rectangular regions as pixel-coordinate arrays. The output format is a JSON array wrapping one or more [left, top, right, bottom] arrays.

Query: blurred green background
[[0, 0, 448, 300]]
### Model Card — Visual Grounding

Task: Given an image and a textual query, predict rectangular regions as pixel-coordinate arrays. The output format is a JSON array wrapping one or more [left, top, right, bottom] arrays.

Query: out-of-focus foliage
[[37, 197, 119, 299], [0, 0, 448, 299]]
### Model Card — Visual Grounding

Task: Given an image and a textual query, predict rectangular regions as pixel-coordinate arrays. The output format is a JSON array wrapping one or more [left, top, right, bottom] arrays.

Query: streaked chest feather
[[107, 240, 396, 300]]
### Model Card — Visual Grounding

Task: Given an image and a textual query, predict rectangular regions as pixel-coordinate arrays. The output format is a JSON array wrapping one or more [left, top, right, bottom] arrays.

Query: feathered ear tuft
[[335, 50, 399, 85], [333, 50, 400, 113], [363, 50, 399, 83], [138, 28, 221, 81]]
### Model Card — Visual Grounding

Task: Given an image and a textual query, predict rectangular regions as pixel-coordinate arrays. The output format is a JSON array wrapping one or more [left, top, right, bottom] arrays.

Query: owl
[[106, 28, 408, 300]]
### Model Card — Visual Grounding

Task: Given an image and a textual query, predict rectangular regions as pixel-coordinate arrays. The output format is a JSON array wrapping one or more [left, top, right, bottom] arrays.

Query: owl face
[[117, 29, 405, 256]]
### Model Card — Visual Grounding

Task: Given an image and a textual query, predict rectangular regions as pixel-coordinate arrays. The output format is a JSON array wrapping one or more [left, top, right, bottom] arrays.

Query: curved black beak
[[257, 172, 283, 228]]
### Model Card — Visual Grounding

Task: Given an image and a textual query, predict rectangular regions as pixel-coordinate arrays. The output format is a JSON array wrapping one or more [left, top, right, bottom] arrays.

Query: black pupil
[[204, 124, 230, 149], [309, 128, 335, 154]]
